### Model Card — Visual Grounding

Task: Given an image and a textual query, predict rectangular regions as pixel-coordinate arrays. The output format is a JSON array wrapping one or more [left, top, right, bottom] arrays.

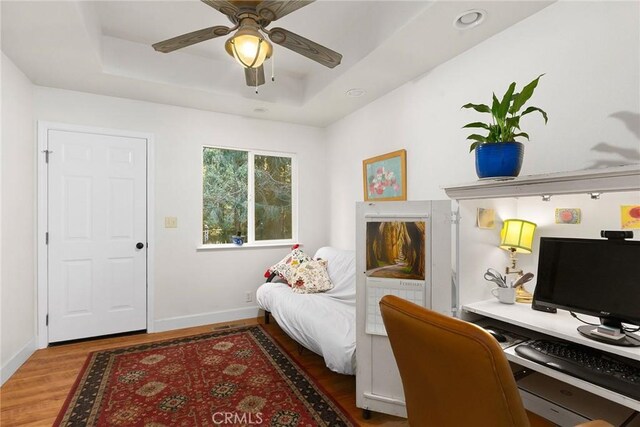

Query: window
[[202, 146, 296, 246]]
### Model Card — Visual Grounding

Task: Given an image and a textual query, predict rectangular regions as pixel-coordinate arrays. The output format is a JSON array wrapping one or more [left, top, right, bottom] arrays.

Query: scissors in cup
[[484, 268, 507, 288]]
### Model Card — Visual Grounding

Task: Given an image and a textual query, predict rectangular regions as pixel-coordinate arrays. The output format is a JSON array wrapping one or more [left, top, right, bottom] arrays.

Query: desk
[[463, 300, 640, 411]]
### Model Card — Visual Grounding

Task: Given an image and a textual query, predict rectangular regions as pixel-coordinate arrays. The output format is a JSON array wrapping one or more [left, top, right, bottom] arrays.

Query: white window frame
[[199, 145, 298, 250]]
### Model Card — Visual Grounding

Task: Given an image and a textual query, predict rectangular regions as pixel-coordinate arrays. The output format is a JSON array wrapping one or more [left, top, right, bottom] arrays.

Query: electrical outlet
[[164, 217, 178, 228], [245, 291, 252, 303]]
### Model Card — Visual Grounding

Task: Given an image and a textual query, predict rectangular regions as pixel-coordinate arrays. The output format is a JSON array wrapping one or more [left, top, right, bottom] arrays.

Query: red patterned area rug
[[54, 326, 355, 426]]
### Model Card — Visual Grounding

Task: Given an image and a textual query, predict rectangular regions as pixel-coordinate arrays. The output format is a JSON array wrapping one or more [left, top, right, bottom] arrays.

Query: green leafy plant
[[462, 74, 549, 152]]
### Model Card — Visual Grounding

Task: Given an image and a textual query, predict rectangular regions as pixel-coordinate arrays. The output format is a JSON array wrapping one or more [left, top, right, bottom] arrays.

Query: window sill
[[196, 242, 295, 251]]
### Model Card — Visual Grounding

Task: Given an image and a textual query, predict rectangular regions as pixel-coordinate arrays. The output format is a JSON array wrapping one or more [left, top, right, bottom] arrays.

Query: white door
[[48, 129, 147, 343]]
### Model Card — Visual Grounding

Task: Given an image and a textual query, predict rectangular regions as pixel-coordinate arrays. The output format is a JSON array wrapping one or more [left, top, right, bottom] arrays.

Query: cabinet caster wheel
[[362, 409, 371, 420]]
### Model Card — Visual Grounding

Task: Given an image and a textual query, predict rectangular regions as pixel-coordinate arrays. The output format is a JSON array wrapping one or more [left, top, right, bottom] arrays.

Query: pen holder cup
[[491, 287, 516, 304]]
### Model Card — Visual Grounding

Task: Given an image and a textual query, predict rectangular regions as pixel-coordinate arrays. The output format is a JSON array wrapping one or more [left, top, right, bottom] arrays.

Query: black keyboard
[[515, 340, 640, 400]]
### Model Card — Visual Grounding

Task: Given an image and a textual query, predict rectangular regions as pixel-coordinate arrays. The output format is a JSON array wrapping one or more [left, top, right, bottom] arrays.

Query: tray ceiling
[[1, 1, 553, 127]]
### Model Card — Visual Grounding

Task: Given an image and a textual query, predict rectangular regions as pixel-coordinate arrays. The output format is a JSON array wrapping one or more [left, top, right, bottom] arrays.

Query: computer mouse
[[485, 328, 507, 343]]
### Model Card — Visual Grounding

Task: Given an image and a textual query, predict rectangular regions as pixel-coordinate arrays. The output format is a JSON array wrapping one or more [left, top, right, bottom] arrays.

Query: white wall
[[34, 87, 328, 329], [325, 1, 640, 250], [1, 53, 37, 383]]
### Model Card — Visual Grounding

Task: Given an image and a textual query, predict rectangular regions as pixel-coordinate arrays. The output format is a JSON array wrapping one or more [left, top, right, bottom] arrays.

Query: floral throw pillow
[[291, 259, 334, 294], [267, 248, 312, 285]]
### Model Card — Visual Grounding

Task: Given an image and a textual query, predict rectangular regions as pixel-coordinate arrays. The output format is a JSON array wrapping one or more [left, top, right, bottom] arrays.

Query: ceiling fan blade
[[245, 65, 266, 87], [153, 26, 232, 53], [268, 27, 342, 68], [201, 0, 239, 18], [256, 0, 314, 22]]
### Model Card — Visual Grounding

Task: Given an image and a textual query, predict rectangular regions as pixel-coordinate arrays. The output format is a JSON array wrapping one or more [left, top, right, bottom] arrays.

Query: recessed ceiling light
[[253, 107, 268, 113], [453, 9, 486, 30], [346, 88, 366, 98]]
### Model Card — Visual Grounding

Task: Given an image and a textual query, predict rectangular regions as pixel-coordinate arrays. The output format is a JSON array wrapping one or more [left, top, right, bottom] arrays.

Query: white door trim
[[37, 121, 155, 348]]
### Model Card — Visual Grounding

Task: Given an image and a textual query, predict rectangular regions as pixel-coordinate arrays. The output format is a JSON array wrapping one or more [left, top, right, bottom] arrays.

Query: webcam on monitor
[[601, 230, 633, 240]]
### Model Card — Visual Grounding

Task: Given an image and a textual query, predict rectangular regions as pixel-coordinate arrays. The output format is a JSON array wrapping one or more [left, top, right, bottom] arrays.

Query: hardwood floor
[[0, 317, 407, 426], [0, 317, 553, 427]]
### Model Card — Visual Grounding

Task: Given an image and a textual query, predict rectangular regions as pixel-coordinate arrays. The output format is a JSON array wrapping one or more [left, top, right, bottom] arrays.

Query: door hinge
[[46, 314, 49, 326], [45, 232, 49, 245], [42, 149, 53, 163]]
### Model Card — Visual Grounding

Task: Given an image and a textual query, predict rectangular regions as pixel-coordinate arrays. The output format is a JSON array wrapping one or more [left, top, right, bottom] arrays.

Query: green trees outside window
[[254, 155, 292, 241], [202, 147, 294, 245]]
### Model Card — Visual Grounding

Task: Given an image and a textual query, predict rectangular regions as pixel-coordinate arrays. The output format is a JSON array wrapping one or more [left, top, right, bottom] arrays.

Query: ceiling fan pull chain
[[251, 40, 263, 69], [255, 68, 259, 94], [271, 55, 275, 82]]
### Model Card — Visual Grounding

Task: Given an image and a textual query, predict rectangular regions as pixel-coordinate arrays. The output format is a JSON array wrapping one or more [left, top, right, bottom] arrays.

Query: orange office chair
[[379, 295, 613, 427]]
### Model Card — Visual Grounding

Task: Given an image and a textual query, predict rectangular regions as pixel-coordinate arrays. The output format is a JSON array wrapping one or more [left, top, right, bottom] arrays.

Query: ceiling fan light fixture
[[153, 1, 342, 88], [225, 23, 272, 69]]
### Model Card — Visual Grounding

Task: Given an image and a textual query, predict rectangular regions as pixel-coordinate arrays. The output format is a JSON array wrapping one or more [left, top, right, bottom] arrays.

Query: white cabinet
[[355, 200, 452, 417], [444, 164, 640, 419]]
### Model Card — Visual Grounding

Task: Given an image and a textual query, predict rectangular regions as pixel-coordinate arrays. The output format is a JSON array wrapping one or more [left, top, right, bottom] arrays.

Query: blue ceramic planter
[[475, 142, 524, 178]]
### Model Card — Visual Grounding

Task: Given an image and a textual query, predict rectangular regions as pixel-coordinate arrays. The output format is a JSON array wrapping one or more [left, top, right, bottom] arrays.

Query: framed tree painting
[[363, 149, 407, 201]]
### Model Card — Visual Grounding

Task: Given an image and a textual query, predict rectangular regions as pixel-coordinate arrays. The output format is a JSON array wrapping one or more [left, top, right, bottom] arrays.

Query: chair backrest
[[380, 295, 530, 427]]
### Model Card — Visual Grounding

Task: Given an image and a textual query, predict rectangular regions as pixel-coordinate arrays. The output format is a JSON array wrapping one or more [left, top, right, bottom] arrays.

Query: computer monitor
[[532, 236, 640, 347]]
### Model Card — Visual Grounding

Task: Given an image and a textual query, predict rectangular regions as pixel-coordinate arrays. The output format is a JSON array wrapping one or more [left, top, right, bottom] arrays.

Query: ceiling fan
[[152, 0, 343, 88]]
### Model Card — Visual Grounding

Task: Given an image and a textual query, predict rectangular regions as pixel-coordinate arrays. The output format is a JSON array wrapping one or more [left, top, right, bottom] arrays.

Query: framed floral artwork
[[362, 149, 407, 201], [555, 208, 581, 224], [621, 205, 640, 229]]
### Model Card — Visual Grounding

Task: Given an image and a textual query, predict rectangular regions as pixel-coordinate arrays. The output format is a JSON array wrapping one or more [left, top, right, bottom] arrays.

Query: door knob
[[136, 242, 145, 249]]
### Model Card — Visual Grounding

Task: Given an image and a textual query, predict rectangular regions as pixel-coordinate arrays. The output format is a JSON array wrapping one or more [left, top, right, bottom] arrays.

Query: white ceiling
[[1, 0, 553, 127]]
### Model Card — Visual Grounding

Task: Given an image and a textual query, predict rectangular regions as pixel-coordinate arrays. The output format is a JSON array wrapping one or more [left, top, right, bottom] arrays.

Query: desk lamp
[[499, 219, 536, 302]]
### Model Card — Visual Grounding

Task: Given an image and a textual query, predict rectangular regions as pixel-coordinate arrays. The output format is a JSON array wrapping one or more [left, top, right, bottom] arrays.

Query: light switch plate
[[165, 217, 178, 228]]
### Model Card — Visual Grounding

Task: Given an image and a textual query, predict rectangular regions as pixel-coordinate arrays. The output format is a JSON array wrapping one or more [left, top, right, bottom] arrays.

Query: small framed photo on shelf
[[362, 149, 407, 201], [477, 208, 496, 229]]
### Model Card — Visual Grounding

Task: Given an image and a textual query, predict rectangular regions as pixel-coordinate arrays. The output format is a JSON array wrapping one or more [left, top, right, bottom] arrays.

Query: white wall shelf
[[449, 165, 640, 416], [443, 164, 640, 200]]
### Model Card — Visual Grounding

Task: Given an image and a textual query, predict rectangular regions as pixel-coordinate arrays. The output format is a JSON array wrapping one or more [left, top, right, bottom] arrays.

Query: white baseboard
[[153, 306, 261, 333], [1, 337, 37, 386]]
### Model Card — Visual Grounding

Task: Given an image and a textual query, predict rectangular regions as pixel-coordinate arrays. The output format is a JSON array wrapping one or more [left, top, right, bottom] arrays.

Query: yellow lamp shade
[[500, 219, 536, 253], [225, 27, 272, 69]]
